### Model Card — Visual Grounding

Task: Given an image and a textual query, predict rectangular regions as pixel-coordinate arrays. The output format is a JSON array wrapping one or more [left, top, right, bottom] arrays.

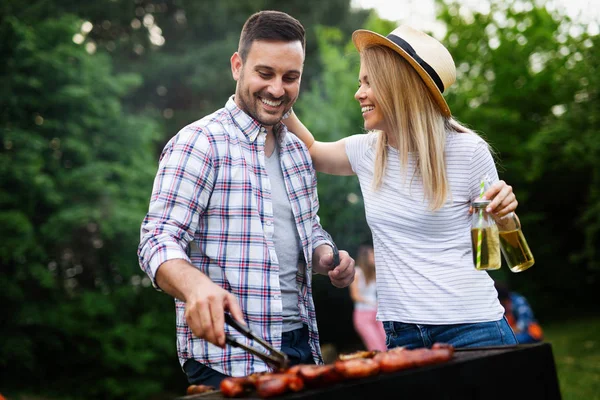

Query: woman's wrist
[[283, 109, 316, 149]]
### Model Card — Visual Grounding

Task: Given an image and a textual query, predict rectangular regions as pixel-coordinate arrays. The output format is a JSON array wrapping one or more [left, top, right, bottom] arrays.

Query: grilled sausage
[[295, 364, 342, 386], [254, 373, 304, 398], [220, 376, 254, 398], [375, 345, 454, 372], [334, 357, 380, 379], [186, 384, 216, 395]]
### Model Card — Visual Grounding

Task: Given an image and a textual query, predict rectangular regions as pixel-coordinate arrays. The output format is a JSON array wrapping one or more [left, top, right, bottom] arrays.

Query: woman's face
[[354, 64, 388, 132]]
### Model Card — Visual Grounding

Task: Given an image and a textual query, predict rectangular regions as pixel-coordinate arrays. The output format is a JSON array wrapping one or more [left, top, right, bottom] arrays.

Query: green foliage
[[16, 0, 370, 153], [0, 12, 183, 400]]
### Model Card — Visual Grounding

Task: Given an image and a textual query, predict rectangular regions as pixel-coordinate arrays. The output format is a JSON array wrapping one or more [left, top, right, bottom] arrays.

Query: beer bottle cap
[[472, 199, 491, 208]]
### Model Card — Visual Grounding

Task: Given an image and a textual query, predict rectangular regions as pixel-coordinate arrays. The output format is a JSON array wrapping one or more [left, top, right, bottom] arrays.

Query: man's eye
[[258, 72, 272, 79], [284, 76, 299, 83]]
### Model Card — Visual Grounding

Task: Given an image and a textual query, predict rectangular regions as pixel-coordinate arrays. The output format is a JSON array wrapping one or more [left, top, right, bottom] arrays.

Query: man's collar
[[226, 95, 287, 143]]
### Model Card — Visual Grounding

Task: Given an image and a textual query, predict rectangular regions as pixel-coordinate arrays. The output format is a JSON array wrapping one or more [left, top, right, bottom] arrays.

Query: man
[[137, 10, 355, 388]]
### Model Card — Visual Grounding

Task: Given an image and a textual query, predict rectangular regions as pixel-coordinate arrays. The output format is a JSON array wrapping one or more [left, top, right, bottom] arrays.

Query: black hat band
[[387, 34, 445, 93]]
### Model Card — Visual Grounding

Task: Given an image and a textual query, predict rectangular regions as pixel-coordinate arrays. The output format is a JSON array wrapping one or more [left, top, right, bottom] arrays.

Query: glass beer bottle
[[471, 199, 501, 271], [496, 212, 535, 273]]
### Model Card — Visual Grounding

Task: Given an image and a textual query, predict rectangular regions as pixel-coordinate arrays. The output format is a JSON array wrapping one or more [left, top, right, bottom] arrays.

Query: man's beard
[[236, 75, 295, 126]]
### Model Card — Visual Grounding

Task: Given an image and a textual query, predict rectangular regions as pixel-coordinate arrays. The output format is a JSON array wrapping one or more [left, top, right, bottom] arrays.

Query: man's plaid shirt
[[138, 96, 331, 377]]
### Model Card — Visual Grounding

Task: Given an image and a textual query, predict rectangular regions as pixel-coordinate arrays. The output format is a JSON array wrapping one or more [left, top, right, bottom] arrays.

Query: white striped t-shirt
[[345, 132, 505, 325]]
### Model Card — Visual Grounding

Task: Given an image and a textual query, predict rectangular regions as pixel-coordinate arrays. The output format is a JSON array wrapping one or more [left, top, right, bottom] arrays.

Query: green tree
[[0, 14, 182, 399], [7, 0, 370, 153]]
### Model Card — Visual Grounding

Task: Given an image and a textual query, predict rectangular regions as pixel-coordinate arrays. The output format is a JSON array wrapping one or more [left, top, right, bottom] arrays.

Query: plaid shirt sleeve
[[308, 168, 335, 252], [138, 126, 215, 288]]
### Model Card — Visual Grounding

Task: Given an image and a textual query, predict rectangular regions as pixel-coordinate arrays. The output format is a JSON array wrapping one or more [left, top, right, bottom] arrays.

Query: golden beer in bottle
[[497, 212, 535, 273], [471, 200, 501, 271]]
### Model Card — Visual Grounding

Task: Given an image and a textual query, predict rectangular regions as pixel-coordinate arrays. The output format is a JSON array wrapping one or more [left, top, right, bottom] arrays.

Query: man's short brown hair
[[238, 10, 306, 62]]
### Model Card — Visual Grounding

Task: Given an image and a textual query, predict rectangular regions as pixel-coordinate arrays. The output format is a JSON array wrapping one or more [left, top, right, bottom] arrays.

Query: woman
[[349, 243, 386, 351], [284, 25, 518, 349]]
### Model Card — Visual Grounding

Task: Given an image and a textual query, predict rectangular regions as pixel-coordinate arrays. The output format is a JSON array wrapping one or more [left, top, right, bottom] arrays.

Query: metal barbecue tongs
[[224, 313, 290, 371], [321, 230, 340, 268]]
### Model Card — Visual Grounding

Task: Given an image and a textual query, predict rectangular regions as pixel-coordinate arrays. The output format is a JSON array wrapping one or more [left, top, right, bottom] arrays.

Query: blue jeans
[[383, 317, 518, 349], [515, 331, 542, 344], [183, 324, 314, 387]]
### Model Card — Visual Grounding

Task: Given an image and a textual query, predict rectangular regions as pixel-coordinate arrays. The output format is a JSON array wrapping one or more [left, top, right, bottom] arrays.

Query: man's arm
[[137, 127, 244, 347], [138, 128, 215, 288]]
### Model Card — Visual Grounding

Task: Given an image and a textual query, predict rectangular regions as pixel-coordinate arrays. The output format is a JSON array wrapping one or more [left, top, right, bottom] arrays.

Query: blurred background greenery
[[1, 0, 598, 399]]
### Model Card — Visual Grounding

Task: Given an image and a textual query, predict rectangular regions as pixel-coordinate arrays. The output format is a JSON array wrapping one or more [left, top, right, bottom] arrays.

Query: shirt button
[[266, 220, 273, 226], [273, 294, 280, 300]]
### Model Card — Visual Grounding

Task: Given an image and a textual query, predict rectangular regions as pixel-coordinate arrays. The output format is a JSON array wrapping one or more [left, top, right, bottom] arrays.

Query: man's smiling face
[[232, 39, 304, 127]]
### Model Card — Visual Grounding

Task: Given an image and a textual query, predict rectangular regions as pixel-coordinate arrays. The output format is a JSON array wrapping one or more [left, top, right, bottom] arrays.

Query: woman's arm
[[284, 110, 354, 176], [348, 269, 364, 303]]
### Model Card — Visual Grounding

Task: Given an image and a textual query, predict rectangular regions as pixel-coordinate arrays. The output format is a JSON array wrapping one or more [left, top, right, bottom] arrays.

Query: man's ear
[[231, 52, 242, 81]]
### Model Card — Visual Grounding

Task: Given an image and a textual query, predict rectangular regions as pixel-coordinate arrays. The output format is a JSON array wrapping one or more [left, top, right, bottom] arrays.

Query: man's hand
[[184, 279, 245, 348], [156, 259, 245, 348], [313, 245, 355, 288]]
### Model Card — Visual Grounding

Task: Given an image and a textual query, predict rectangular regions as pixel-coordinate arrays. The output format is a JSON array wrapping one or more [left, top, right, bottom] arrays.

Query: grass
[[543, 316, 600, 400]]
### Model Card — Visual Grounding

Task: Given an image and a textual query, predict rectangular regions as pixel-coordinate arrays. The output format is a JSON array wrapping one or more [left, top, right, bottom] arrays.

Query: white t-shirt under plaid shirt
[[138, 96, 331, 377]]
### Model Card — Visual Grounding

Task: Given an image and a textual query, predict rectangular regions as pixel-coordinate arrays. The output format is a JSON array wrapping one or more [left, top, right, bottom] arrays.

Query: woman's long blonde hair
[[361, 45, 475, 210]]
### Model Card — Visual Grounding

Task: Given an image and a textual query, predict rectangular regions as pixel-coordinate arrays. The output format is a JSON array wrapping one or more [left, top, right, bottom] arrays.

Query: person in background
[[349, 242, 387, 351], [284, 24, 521, 349], [495, 281, 543, 344], [138, 10, 355, 388]]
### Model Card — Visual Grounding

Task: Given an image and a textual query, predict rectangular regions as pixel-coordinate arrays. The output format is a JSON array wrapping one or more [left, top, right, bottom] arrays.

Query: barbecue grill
[[176, 342, 561, 400]]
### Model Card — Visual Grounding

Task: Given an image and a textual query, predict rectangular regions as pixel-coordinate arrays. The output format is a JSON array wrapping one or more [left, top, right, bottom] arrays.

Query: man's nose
[[268, 78, 285, 98]]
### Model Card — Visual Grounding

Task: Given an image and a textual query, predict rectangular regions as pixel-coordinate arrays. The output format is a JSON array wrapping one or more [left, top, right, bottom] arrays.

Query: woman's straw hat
[[352, 25, 456, 117]]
